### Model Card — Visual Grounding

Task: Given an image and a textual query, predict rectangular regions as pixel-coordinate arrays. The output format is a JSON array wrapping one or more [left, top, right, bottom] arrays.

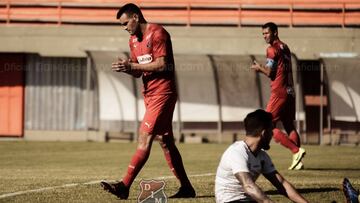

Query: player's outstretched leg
[[282, 118, 301, 148], [158, 135, 196, 198], [101, 133, 154, 199], [282, 119, 306, 170], [343, 178, 359, 203], [289, 130, 300, 147], [273, 128, 305, 170]]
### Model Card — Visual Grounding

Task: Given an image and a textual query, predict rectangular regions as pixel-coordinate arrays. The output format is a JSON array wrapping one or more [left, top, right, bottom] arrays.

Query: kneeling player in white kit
[[215, 109, 308, 203]]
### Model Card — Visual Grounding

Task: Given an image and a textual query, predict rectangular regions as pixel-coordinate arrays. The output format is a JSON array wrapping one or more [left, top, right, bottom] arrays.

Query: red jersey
[[266, 39, 294, 97], [129, 24, 176, 96]]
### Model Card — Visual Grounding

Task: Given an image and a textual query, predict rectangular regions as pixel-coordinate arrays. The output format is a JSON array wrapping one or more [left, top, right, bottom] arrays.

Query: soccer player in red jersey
[[251, 22, 306, 170], [100, 3, 195, 199]]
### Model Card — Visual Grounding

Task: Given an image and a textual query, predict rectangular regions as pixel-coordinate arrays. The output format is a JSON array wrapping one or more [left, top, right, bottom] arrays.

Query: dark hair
[[244, 109, 273, 137], [116, 3, 144, 20], [262, 22, 278, 33]]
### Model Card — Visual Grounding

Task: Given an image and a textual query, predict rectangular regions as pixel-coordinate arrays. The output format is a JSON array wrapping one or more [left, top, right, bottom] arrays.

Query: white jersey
[[215, 141, 276, 203]]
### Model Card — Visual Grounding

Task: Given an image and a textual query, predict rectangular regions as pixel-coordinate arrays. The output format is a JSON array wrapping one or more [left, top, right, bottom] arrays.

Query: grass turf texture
[[0, 141, 359, 202]]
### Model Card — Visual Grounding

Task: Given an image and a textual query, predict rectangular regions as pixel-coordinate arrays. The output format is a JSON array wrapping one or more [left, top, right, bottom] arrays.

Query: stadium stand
[[0, 0, 359, 27]]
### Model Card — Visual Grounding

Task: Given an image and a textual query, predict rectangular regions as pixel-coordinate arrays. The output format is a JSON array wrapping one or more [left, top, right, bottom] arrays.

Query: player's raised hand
[[112, 57, 131, 72], [111, 57, 124, 72], [251, 60, 261, 71]]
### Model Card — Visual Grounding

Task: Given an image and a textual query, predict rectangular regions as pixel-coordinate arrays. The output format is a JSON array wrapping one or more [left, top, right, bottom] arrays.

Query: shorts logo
[[286, 86, 295, 97], [144, 122, 152, 128], [137, 54, 153, 64], [137, 179, 167, 203]]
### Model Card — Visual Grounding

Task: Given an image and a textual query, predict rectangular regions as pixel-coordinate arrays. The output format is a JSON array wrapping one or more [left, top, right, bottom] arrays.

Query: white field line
[[0, 173, 215, 199]]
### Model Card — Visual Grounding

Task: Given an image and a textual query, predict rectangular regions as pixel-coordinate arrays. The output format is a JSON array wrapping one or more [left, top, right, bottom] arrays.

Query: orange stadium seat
[[0, 0, 359, 26], [241, 10, 291, 25], [8, 7, 59, 22]]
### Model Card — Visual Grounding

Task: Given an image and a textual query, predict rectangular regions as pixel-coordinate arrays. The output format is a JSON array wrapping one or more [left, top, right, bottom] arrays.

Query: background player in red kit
[[100, 3, 195, 199], [251, 22, 306, 170]]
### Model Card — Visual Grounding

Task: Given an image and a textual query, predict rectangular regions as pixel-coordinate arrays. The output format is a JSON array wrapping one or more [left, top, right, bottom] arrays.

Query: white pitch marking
[[0, 183, 78, 199], [0, 173, 215, 199]]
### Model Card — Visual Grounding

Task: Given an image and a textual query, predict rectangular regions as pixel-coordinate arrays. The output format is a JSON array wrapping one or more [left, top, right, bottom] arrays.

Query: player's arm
[[125, 59, 142, 78], [235, 172, 274, 203], [263, 171, 308, 203], [112, 58, 142, 78], [130, 56, 167, 72], [112, 57, 167, 73], [251, 60, 272, 77], [251, 47, 277, 80], [127, 69, 142, 78]]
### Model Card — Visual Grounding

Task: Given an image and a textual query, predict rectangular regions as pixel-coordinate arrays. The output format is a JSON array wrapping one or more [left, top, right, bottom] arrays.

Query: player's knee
[[273, 128, 281, 134], [137, 141, 149, 150], [283, 123, 296, 133], [272, 128, 282, 142], [137, 142, 148, 150], [137, 132, 152, 150], [157, 135, 166, 148], [158, 135, 174, 149]]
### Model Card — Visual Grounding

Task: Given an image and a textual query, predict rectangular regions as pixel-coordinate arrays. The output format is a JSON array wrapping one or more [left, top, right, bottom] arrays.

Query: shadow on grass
[[305, 167, 360, 171], [265, 187, 339, 195], [194, 195, 215, 198]]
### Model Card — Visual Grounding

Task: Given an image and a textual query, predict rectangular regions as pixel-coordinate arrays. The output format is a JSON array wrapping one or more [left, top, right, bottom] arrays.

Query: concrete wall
[[0, 26, 359, 59]]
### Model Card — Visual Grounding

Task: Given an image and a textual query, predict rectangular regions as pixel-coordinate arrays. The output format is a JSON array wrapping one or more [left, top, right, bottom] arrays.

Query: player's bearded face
[[119, 13, 139, 36], [262, 28, 275, 44], [260, 128, 272, 150]]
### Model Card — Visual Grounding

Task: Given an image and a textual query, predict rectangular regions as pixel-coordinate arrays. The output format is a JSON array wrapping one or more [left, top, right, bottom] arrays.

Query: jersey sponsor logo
[[137, 54, 153, 64]]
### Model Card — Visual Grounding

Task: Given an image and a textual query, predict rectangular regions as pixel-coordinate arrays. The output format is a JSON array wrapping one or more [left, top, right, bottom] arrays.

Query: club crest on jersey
[[146, 33, 153, 40], [137, 54, 153, 64], [146, 41, 152, 48], [137, 179, 167, 203]]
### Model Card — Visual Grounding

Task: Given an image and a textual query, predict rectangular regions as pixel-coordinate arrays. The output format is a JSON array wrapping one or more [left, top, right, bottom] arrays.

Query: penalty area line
[[0, 173, 215, 199]]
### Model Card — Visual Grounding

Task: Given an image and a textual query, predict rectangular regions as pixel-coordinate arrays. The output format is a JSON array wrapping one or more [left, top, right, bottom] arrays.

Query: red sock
[[273, 128, 299, 154], [162, 145, 191, 187], [163, 148, 179, 179], [289, 130, 300, 147], [122, 149, 149, 187]]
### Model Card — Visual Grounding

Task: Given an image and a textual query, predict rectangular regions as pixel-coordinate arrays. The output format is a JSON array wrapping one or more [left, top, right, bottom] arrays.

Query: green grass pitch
[[0, 141, 359, 202]]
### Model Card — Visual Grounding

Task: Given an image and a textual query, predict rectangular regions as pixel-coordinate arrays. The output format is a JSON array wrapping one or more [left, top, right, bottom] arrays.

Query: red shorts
[[140, 94, 177, 135], [266, 94, 295, 123]]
